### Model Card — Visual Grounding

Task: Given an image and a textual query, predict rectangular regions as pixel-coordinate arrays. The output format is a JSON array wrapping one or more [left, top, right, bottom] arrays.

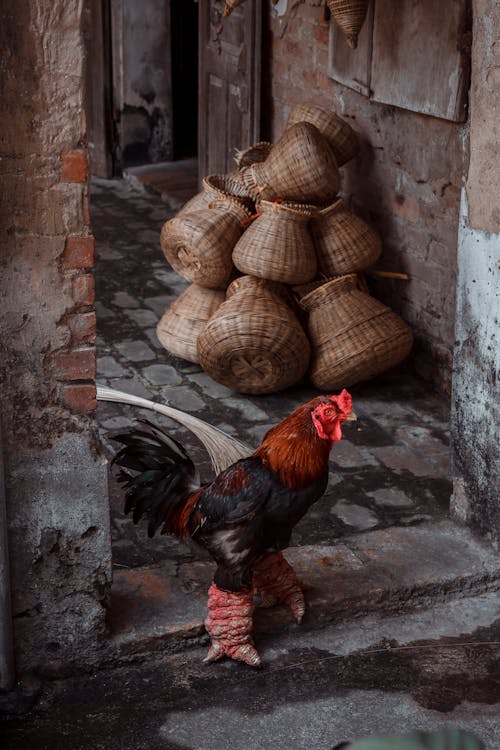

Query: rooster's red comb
[[328, 388, 352, 415]]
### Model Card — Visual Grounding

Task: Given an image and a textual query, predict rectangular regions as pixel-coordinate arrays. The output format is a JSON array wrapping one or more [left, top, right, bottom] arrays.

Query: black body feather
[[111, 418, 330, 591], [111, 419, 200, 537]]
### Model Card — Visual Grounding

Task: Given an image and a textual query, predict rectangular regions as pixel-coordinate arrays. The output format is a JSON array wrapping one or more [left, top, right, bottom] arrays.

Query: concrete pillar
[[0, 0, 112, 675], [450, 0, 500, 548]]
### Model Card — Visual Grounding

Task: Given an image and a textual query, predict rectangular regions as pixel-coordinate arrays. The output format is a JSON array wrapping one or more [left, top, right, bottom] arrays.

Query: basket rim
[[257, 198, 319, 218], [300, 273, 358, 304]]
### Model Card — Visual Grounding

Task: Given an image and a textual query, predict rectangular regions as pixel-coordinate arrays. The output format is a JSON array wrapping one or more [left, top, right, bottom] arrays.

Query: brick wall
[[0, 0, 111, 676], [263, 1, 467, 395]]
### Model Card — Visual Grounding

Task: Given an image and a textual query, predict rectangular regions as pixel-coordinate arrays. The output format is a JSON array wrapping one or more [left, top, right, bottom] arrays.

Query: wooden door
[[83, 0, 115, 177], [198, 0, 262, 179]]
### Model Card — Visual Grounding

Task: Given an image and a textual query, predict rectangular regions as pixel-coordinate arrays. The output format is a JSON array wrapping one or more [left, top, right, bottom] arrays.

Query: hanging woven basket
[[197, 275, 311, 395], [156, 284, 225, 364], [232, 199, 318, 284], [223, 0, 247, 17], [300, 274, 413, 390], [286, 102, 359, 166], [160, 198, 251, 289], [310, 198, 382, 275], [327, 0, 369, 50], [239, 121, 340, 204]]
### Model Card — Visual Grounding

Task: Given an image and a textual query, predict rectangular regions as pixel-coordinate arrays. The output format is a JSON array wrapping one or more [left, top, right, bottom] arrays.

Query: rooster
[[101, 386, 356, 667]]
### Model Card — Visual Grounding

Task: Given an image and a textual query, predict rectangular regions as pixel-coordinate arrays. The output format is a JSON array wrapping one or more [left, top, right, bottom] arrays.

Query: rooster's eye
[[324, 408, 334, 416]]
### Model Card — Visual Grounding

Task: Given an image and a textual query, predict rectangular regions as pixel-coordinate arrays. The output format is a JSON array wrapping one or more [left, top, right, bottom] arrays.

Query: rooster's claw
[[204, 640, 262, 667]]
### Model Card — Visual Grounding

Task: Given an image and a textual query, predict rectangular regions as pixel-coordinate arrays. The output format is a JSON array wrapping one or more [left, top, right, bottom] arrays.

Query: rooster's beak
[[346, 411, 357, 422]]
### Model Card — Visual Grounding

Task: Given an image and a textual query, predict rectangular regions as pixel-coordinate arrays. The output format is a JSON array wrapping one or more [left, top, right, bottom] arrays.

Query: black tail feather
[[111, 419, 200, 537]]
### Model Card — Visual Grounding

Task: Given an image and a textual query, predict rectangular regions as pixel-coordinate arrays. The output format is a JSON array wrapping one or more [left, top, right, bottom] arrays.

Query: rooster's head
[[311, 389, 356, 444]]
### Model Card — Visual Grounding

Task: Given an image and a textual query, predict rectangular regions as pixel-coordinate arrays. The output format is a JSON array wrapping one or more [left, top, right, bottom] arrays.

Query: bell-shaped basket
[[327, 0, 370, 50], [239, 122, 340, 204], [310, 198, 381, 275], [197, 275, 311, 395], [160, 197, 252, 289], [156, 284, 226, 364], [177, 173, 254, 217], [232, 200, 318, 284], [286, 102, 359, 166], [234, 141, 273, 170], [300, 274, 413, 390]]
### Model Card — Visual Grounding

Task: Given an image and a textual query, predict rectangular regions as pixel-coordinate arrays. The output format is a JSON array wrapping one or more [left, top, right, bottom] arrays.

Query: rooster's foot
[[204, 583, 261, 668], [253, 552, 306, 623]]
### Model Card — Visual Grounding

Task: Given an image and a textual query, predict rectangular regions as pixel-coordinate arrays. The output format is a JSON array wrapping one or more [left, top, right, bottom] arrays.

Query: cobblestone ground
[[91, 177, 453, 572]]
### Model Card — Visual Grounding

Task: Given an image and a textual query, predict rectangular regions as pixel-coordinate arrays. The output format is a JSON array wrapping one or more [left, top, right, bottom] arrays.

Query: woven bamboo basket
[[197, 275, 311, 395], [156, 284, 225, 364], [239, 122, 340, 204], [223, 0, 246, 17], [327, 0, 370, 49], [177, 173, 254, 217], [286, 102, 359, 166], [160, 198, 251, 289], [232, 200, 318, 284], [310, 198, 381, 275], [234, 141, 273, 169], [300, 274, 413, 390]]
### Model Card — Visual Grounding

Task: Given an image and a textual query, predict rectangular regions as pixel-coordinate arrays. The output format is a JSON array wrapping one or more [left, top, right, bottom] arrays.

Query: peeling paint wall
[[264, 0, 468, 395], [451, 0, 500, 547], [0, 0, 112, 675]]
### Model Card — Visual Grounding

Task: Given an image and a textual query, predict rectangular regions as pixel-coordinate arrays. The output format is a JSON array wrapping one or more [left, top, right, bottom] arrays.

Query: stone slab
[[107, 520, 500, 659]]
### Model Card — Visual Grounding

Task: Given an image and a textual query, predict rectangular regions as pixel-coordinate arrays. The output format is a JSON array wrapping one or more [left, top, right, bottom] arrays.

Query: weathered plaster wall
[[451, 0, 500, 547], [117, 0, 173, 166], [264, 0, 467, 394], [0, 0, 111, 675], [465, 1, 500, 233]]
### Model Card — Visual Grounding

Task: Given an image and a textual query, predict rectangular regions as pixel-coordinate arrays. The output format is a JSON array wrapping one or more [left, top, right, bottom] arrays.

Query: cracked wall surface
[[451, 0, 500, 548], [0, 0, 111, 675], [264, 0, 469, 395]]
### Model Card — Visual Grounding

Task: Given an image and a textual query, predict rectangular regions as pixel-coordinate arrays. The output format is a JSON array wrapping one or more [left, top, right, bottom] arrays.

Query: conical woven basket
[[300, 274, 413, 390], [223, 0, 246, 17], [178, 173, 254, 217], [234, 141, 273, 169], [232, 200, 318, 284], [327, 0, 370, 49], [286, 102, 359, 166], [197, 275, 311, 394], [156, 284, 225, 363], [160, 199, 251, 289], [239, 122, 340, 203], [310, 198, 381, 275]]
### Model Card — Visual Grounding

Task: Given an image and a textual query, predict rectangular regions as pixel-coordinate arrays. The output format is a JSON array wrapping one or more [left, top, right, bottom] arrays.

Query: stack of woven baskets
[[157, 102, 413, 395]]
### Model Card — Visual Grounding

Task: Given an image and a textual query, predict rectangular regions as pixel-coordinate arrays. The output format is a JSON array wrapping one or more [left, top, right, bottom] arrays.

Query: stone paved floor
[[3, 177, 498, 750], [92, 176, 453, 572]]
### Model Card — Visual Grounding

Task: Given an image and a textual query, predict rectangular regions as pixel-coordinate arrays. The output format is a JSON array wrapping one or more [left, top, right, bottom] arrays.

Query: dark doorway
[[171, 0, 199, 160]]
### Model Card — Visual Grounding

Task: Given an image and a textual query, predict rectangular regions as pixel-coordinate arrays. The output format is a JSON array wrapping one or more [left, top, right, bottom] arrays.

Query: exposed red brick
[[61, 236, 95, 270], [61, 149, 88, 183], [82, 189, 91, 227], [67, 311, 96, 345], [53, 347, 96, 381], [72, 273, 95, 307], [62, 383, 97, 414], [313, 24, 329, 46]]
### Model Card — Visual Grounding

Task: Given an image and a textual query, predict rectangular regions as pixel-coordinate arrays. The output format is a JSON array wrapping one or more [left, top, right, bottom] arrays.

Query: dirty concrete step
[[106, 519, 500, 660]]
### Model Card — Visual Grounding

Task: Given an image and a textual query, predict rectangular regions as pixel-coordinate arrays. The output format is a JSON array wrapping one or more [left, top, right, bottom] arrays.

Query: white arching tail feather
[[96, 385, 253, 475]]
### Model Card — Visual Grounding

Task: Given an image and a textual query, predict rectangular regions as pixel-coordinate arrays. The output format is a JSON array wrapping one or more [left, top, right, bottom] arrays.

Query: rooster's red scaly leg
[[203, 583, 261, 667], [253, 552, 305, 622]]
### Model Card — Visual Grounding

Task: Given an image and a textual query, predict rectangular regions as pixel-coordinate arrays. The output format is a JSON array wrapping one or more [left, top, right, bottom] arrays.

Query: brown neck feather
[[253, 406, 331, 490]]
